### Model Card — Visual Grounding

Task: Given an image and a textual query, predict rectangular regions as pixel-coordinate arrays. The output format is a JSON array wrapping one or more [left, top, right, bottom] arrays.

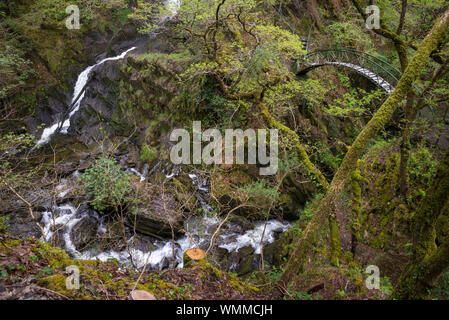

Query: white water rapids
[[40, 168, 290, 270]]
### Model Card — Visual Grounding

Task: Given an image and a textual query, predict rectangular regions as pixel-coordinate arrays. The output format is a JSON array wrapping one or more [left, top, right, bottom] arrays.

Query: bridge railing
[[298, 49, 401, 88], [296, 48, 422, 95]]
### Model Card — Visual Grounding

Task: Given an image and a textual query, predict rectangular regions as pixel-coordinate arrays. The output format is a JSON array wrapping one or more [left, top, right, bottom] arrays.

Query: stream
[[39, 167, 291, 270]]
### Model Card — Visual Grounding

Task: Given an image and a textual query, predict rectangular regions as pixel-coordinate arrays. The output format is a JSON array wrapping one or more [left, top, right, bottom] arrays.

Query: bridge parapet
[[295, 48, 421, 95]]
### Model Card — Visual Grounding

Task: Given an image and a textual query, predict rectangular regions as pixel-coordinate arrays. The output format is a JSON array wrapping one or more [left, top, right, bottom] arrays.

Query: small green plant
[[140, 143, 158, 163], [237, 180, 279, 209], [285, 285, 314, 300], [0, 216, 10, 235], [380, 277, 393, 296], [433, 270, 449, 298], [336, 289, 345, 298], [408, 147, 437, 187], [41, 266, 54, 275], [0, 268, 8, 279], [266, 267, 283, 282], [80, 156, 132, 212]]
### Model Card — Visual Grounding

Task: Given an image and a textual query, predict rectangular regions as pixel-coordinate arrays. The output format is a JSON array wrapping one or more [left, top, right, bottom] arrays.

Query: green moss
[[329, 214, 341, 267], [259, 101, 328, 191], [195, 259, 259, 294], [32, 241, 72, 268]]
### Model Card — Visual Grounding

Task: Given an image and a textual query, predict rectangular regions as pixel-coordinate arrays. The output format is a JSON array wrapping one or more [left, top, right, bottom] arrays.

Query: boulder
[[70, 214, 99, 251], [3, 208, 42, 239], [215, 245, 255, 276], [131, 183, 184, 237]]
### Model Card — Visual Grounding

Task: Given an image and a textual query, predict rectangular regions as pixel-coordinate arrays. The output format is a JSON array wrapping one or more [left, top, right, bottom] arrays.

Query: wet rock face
[[28, 21, 141, 138], [69, 59, 128, 145], [71, 214, 99, 251], [24, 85, 72, 134], [4, 208, 42, 240], [213, 245, 255, 276], [0, 187, 51, 240]]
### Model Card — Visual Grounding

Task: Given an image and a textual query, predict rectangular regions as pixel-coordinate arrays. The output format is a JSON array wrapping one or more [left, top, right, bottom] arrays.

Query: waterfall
[[36, 47, 137, 145], [167, 0, 181, 15]]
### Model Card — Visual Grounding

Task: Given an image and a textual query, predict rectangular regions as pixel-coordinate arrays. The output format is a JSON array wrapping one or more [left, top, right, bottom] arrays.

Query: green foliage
[[128, 0, 168, 33], [297, 194, 324, 222], [131, 0, 305, 98], [378, 0, 448, 35], [41, 266, 54, 275], [312, 142, 343, 172], [433, 269, 449, 298], [264, 79, 328, 121], [195, 76, 230, 126], [325, 85, 387, 118], [364, 137, 396, 157], [0, 46, 35, 98], [140, 143, 158, 163], [327, 21, 374, 51], [284, 284, 320, 300], [380, 276, 393, 296], [0, 132, 35, 155], [237, 180, 279, 210], [0, 216, 10, 235], [266, 266, 283, 282], [0, 132, 36, 189], [408, 147, 438, 188], [80, 157, 132, 212]]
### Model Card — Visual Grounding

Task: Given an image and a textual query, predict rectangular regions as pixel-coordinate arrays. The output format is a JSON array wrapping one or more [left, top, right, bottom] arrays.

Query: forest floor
[[0, 236, 270, 300]]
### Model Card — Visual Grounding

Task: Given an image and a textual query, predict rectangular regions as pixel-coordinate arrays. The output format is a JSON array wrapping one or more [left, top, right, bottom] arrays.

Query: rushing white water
[[126, 168, 146, 182], [36, 47, 137, 145], [219, 220, 290, 254], [40, 168, 290, 270], [40, 202, 289, 270], [166, 0, 182, 15]]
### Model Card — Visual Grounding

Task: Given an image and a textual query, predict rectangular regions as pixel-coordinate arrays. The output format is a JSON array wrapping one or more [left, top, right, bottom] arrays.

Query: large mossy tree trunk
[[278, 8, 449, 286], [393, 148, 449, 299]]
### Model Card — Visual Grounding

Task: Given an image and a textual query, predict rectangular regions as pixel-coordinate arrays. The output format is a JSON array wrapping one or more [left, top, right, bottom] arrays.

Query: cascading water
[[166, 0, 182, 15], [36, 0, 182, 145], [36, 47, 137, 145], [39, 166, 291, 271]]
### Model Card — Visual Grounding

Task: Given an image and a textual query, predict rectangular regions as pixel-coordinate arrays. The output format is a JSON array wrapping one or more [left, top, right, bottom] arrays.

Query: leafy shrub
[[408, 147, 437, 187], [327, 21, 374, 51], [80, 157, 132, 212], [0, 46, 35, 98], [140, 143, 158, 163], [237, 180, 279, 211]]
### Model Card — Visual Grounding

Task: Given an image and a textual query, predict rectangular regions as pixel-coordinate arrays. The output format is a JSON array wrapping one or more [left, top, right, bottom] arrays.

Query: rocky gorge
[[3, 0, 295, 278]]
